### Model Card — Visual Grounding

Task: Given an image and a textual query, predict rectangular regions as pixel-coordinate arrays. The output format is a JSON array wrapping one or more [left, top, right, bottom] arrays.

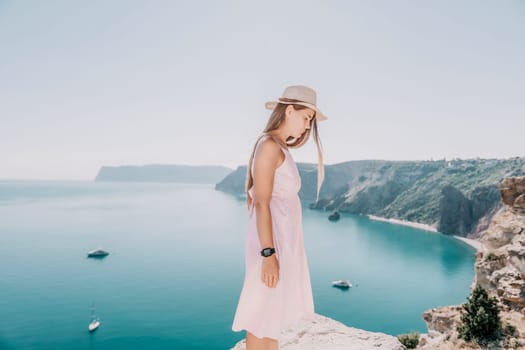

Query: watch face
[[262, 248, 274, 257]]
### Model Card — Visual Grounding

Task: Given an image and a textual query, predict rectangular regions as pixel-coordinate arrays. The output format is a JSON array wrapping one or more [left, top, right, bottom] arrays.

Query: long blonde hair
[[246, 98, 324, 210]]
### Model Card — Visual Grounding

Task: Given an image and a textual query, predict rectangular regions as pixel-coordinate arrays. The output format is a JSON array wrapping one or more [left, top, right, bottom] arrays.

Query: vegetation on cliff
[[457, 285, 501, 345]]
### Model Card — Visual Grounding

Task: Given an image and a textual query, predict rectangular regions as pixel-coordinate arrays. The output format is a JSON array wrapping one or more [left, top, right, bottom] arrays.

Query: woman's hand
[[261, 254, 279, 288]]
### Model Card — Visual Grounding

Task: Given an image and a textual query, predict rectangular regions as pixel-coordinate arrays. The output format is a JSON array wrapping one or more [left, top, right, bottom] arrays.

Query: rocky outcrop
[[500, 177, 525, 215], [422, 306, 463, 334], [231, 313, 405, 350], [418, 307, 525, 349], [418, 176, 525, 349], [418, 306, 463, 349], [476, 181, 525, 311], [215, 165, 247, 195]]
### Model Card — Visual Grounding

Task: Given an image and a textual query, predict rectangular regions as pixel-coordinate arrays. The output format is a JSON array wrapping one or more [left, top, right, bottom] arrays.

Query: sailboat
[[88, 302, 101, 332]]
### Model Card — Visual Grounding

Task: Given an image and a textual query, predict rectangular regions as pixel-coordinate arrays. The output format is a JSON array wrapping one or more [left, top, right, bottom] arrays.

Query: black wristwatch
[[260, 247, 276, 257]]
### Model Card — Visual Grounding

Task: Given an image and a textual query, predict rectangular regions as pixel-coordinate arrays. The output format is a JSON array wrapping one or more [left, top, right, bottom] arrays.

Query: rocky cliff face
[[438, 184, 502, 236], [477, 177, 525, 311], [418, 176, 525, 349], [500, 177, 525, 215]]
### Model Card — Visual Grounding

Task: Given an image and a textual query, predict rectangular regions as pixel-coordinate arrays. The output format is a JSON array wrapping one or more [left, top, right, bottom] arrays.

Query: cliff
[[230, 313, 405, 350], [216, 157, 525, 237], [95, 164, 232, 183], [418, 176, 525, 349]]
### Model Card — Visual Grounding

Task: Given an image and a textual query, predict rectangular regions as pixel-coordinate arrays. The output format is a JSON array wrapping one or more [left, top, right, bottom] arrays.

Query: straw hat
[[265, 85, 328, 121]]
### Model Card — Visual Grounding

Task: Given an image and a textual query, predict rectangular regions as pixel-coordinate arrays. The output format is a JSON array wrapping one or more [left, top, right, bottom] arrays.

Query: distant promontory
[[95, 164, 232, 184]]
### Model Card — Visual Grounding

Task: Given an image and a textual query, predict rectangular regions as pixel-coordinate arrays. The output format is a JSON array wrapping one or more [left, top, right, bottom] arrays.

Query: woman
[[232, 85, 327, 350]]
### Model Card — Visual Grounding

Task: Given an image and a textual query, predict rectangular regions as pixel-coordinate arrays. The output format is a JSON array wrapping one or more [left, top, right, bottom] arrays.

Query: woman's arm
[[251, 138, 285, 288]]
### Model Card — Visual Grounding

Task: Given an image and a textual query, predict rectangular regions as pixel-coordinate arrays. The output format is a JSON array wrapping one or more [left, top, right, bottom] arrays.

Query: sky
[[1, 0, 524, 180]]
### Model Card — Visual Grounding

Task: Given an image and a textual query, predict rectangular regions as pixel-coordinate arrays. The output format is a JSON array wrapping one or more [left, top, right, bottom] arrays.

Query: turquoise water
[[0, 181, 476, 350]]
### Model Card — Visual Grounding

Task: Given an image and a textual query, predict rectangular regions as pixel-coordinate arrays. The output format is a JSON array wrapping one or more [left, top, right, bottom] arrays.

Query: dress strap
[[248, 194, 255, 218]]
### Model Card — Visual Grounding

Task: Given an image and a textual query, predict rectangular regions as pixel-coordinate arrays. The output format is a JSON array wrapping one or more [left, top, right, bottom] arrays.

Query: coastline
[[367, 214, 438, 232], [366, 214, 486, 252], [452, 235, 486, 252]]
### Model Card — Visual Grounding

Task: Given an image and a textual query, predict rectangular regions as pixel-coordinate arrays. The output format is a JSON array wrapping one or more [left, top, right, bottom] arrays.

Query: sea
[[0, 180, 476, 350]]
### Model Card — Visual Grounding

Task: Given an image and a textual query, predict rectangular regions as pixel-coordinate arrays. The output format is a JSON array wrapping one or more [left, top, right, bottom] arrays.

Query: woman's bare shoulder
[[254, 137, 284, 170]]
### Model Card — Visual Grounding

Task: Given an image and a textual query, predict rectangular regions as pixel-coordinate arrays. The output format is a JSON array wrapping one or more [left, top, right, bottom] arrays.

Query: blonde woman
[[232, 85, 327, 350]]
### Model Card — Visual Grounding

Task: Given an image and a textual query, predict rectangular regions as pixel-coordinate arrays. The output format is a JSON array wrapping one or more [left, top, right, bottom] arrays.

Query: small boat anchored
[[87, 248, 109, 258], [88, 302, 101, 332], [332, 280, 352, 289]]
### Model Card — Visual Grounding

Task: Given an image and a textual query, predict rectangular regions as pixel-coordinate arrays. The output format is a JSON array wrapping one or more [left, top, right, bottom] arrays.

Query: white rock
[[231, 313, 405, 350]]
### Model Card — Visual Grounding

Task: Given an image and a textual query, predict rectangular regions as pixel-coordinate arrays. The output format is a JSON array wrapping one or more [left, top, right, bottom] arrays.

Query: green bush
[[397, 332, 420, 349], [457, 285, 501, 345]]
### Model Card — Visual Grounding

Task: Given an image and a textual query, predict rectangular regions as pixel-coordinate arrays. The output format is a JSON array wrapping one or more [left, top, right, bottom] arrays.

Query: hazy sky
[[1, 0, 524, 180]]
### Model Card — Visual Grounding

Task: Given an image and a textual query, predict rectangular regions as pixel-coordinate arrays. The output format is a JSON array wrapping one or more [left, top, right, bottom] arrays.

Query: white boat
[[332, 280, 352, 289], [89, 319, 100, 332], [87, 248, 109, 258], [88, 302, 101, 332]]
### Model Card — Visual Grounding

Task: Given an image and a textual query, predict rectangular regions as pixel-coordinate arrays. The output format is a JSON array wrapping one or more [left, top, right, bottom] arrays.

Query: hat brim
[[265, 100, 328, 121]]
